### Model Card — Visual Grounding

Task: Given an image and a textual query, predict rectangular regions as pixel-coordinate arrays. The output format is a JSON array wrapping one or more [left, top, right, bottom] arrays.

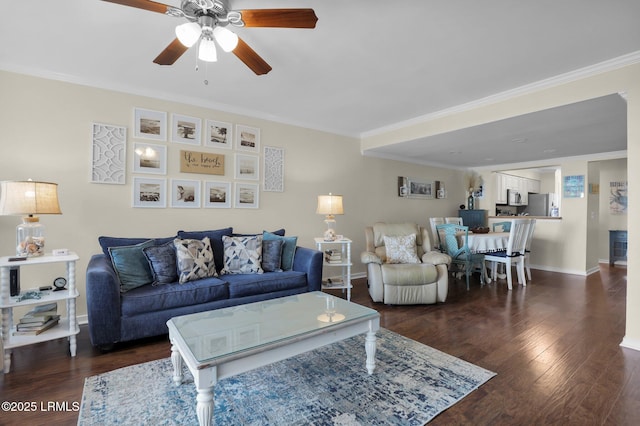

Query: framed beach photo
[[133, 142, 167, 175], [406, 177, 434, 199], [134, 108, 167, 141], [235, 154, 259, 180], [234, 183, 259, 209], [236, 124, 260, 152], [204, 181, 232, 208], [170, 179, 201, 208], [171, 113, 201, 145], [205, 119, 233, 149], [133, 177, 166, 208]]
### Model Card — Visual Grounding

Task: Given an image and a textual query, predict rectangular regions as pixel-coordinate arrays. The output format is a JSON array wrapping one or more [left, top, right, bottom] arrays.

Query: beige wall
[[362, 62, 640, 350], [0, 70, 467, 319]]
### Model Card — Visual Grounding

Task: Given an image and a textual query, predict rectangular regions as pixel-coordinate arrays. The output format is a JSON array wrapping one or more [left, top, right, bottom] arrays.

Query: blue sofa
[[85, 228, 323, 350]]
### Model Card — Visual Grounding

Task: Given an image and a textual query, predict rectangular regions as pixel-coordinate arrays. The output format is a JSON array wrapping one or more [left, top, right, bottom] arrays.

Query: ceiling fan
[[103, 0, 318, 75]]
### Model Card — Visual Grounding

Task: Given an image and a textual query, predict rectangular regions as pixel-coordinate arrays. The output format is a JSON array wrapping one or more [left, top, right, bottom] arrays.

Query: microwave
[[508, 190, 523, 206]]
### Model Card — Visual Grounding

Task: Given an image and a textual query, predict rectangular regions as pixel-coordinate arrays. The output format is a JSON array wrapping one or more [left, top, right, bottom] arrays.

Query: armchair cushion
[[383, 234, 420, 264]]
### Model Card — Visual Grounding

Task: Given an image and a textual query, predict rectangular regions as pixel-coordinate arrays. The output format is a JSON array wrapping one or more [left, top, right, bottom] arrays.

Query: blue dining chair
[[492, 221, 511, 232], [436, 224, 486, 290]]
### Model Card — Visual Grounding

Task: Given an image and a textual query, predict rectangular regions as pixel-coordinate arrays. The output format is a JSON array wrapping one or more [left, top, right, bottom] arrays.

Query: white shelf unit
[[0, 252, 80, 373], [315, 237, 352, 301]]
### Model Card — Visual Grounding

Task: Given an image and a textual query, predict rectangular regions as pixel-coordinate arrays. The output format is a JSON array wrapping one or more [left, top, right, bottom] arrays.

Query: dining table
[[466, 231, 510, 283]]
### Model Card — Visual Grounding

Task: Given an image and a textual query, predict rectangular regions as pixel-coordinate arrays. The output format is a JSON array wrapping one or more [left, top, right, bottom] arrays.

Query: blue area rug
[[78, 328, 495, 425]]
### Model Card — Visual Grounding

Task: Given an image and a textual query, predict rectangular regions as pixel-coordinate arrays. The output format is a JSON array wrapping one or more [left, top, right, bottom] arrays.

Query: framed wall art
[[235, 154, 259, 180], [91, 123, 126, 184], [133, 142, 167, 175], [205, 119, 232, 150], [235, 183, 259, 208], [134, 107, 166, 141], [133, 177, 166, 208], [563, 175, 585, 198], [171, 113, 201, 145], [170, 179, 201, 208], [263, 146, 284, 192], [406, 177, 434, 199], [204, 181, 232, 209], [236, 124, 260, 152]]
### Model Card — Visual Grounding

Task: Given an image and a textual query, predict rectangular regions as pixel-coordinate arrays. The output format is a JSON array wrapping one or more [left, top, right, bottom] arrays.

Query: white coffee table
[[166, 291, 380, 426]]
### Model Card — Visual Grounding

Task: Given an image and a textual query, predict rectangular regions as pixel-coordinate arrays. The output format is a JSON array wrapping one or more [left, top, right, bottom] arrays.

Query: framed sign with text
[[180, 150, 225, 175]]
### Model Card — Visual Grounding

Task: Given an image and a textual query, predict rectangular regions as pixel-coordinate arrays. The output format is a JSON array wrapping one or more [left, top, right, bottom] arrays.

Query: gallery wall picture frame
[[204, 181, 232, 209], [235, 153, 259, 180], [205, 119, 233, 150], [133, 142, 167, 175], [406, 177, 434, 199], [133, 177, 167, 208], [134, 108, 167, 141], [263, 146, 285, 192], [235, 183, 259, 209], [170, 179, 201, 208], [171, 113, 201, 145], [236, 124, 260, 152], [91, 123, 126, 184]]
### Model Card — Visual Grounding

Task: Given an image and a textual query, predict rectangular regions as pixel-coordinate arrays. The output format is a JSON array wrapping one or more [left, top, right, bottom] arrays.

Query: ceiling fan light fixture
[[175, 22, 202, 47], [213, 26, 239, 52], [198, 36, 218, 62]]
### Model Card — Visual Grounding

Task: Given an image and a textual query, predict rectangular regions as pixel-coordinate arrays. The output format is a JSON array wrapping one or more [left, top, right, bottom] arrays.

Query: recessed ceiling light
[[543, 149, 556, 153], [512, 138, 527, 143]]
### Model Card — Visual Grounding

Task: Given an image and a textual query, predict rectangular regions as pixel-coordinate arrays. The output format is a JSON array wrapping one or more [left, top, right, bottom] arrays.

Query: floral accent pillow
[[221, 235, 263, 274], [174, 237, 217, 284], [383, 234, 421, 264]]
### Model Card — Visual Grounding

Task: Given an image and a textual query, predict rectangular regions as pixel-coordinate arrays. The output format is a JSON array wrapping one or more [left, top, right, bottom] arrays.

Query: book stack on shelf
[[14, 302, 60, 336], [324, 249, 343, 264]]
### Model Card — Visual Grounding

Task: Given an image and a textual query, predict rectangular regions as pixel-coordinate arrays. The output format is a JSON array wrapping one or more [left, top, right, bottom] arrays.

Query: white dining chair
[[484, 218, 531, 290], [429, 217, 445, 251], [445, 217, 463, 225], [524, 219, 537, 280]]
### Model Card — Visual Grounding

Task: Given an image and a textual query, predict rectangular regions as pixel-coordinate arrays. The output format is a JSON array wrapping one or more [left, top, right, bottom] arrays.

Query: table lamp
[[316, 193, 344, 241], [0, 180, 62, 257]]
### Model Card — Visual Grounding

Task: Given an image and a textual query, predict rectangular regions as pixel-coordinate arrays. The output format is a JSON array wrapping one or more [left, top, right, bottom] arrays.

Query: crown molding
[[360, 50, 640, 139]]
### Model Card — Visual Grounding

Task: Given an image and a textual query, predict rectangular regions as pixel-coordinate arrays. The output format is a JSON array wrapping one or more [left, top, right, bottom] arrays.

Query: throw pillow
[[261, 239, 284, 272], [177, 227, 233, 273], [143, 242, 178, 285], [262, 231, 297, 271], [174, 237, 218, 284], [108, 240, 155, 292], [221, 235, 263, 274], [384, 234, 421, 264]]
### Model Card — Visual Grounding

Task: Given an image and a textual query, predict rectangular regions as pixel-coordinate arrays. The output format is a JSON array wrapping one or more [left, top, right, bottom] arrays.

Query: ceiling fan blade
[[233, 38, 272, 75], [153, 38, 189, 65], [239, 9, 318, 28], [101, 0, 172, 14]]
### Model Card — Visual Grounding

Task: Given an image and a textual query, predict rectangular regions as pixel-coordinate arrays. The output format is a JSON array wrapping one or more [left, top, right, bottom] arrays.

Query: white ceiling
[[2, 0, 639, 168]]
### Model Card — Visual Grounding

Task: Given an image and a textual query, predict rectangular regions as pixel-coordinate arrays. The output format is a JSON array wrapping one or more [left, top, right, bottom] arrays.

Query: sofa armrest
[[86, 254, 122, 348], [361, 251, 382, 265], [292, 246, 323, 291]]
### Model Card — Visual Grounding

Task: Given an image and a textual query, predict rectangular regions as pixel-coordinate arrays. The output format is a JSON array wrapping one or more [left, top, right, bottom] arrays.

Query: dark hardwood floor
[[1, 265, 638, 425]]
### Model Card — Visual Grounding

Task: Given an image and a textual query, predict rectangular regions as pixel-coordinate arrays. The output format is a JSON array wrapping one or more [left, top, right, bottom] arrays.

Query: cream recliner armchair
[[361, 222, 451, 304]]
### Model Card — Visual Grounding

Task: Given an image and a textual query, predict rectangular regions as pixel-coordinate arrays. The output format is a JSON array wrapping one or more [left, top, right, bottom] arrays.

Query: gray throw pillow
[[261, 239, 284, 272], [143, 242, 178, 285]]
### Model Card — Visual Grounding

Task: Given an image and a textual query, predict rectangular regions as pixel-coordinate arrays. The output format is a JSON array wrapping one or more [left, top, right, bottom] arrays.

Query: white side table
[[0, 252, 80, 373], [314, 238, 352, 301]]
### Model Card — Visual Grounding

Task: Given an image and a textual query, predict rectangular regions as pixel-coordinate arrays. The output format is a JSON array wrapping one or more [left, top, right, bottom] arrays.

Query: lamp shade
[[213, 26, 239, 52], [198, 37, 218, 62], [0, 180, 62, 216], [175, 22, 202, 48], [316, 194, 344, 217]]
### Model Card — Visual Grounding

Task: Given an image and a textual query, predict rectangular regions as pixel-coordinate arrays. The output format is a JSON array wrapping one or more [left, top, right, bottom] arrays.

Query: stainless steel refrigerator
[[525, 193, 553, 216]]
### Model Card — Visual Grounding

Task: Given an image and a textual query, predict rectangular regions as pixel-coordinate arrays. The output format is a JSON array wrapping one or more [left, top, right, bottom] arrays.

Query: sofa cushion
[[225, 271, 307, 298], [174, 237, 218, 284], [120, 276, 229, 316], [263, 231, 297, 271], [177, 227, 233, 273], [99, 235, 176, 257], [383, 234, 421, 264], [261, 239, 283, 272], [221, 235, 263, 274], [143, 242, 178, 285], [108, 240, 155, 292]]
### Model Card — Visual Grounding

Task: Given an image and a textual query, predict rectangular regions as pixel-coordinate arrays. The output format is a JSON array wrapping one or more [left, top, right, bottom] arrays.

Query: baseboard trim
[[620, 337, 640, 352]]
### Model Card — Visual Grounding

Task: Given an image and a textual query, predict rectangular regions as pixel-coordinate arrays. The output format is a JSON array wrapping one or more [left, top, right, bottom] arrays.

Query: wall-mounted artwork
[[133, 142, 167, 175], [171, 113, 201, 145], [205, 119, 232, 150], [236, 124, 260, 153], [170, 179, 201, 208], [263, 146, 284, 192], [204, 181, 231, 209], [91, 123, 126, 184], [133, 177, 166, 208], [134, 108, 166, 141], [609, 181, 627, 214], [235, 154, 259, 180], [235, 183, 259, 208], [180, 150, 225, 175], [563, 175, 585, 198], [406, 177, 434, 199]]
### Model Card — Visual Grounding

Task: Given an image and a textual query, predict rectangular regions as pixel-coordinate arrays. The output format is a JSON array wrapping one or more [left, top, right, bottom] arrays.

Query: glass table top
[[168, 291, 379, 364]]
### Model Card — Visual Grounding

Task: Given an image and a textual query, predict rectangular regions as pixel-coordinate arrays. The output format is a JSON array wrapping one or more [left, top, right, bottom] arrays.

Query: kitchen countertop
[[488, 216, 562, 220]]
